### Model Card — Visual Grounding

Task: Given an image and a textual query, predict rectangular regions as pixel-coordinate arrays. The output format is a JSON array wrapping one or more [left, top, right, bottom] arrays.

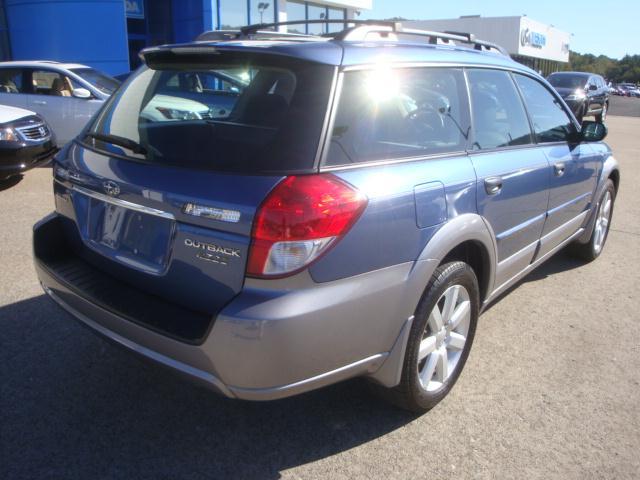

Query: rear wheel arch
[[414, 214, 497, 305], [609, 168, 620, 193], [440, 240, 491, 304]]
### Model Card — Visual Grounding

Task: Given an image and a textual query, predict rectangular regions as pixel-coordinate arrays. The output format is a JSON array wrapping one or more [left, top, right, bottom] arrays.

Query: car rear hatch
[[44, 47, 338, 342]]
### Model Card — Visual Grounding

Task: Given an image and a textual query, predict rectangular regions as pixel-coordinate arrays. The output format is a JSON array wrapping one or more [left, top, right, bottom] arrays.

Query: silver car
[[0, 61, 120, 145]]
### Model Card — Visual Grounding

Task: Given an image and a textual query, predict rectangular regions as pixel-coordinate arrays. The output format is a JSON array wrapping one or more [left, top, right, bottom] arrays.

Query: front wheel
[[570, 179, 615, 261], [383, 261, 479, 413]]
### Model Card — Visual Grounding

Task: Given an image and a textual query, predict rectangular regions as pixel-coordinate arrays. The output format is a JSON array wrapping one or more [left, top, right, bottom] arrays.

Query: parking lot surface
[[609, 95, 640, 117], [1, 116, 639, 480]]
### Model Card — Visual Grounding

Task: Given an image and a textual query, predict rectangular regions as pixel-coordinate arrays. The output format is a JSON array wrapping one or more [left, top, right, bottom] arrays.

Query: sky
[[359, 0, 640, 59]]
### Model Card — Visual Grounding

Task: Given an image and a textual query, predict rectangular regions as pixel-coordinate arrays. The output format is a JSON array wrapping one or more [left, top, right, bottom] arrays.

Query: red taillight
[[247, 174, 368, 278]]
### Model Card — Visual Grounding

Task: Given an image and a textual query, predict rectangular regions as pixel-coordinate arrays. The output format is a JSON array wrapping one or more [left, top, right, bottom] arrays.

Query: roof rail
[[239, 19, 396, 36], [196, 28, 317, 42], [194, 20, 509, 57]]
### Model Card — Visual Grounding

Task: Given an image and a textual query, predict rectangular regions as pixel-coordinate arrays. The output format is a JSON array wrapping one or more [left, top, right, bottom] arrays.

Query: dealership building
[[0, 0, 371, 75], [405, 16, 571, 76]]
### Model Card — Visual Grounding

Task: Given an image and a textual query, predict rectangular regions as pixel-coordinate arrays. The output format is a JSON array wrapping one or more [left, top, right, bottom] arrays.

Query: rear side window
[[325, 67, 470, 166], [467, 69, 532, 150], [514, 74, 575, 143], [86, 54, 335, 174], [0, 68, 25, 93]]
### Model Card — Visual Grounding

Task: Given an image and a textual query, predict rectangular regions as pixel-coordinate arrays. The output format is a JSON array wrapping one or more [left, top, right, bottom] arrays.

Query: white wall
[[405, 16, 570, 63]]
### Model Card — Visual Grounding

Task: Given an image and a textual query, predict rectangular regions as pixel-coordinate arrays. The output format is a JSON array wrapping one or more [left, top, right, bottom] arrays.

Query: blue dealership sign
[[125, 0, 145, 19], [520, 28, 546, 49]]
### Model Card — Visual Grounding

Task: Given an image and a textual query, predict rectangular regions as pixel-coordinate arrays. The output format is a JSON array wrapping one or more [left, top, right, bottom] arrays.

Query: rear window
[[85, 53, 335, 174], [325, 67, 470, 166]]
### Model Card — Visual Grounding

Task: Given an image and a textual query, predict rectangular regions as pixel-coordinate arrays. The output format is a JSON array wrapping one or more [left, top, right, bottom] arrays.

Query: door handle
[[484, 176, 503, 195], [32, 100, 47, 105], [554, 162, 566, 177]]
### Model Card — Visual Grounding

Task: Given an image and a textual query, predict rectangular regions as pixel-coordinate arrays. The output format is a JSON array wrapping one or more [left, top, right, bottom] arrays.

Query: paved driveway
[[1, 116, 639, 480]]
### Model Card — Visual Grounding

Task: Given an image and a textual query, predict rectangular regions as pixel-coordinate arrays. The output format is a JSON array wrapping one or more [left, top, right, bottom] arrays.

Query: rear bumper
[[34, 213, 424, 400]]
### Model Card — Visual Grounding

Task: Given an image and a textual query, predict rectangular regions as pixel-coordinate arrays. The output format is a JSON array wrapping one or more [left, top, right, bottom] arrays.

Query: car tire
[[595, 102, 608, 123], [576, 104, 587, 123], [569, 179, 615, 261], [379, 261, 479, 413]]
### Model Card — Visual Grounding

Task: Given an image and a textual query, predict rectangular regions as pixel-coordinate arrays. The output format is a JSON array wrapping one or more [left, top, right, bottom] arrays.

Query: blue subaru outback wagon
[[33, 21, 619, 412]]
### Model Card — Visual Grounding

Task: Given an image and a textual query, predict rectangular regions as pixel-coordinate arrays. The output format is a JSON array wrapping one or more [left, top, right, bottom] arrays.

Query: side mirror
[[581, 120, 607, 142], [588, 84, 598, 91], [72, 88, 92, 99]]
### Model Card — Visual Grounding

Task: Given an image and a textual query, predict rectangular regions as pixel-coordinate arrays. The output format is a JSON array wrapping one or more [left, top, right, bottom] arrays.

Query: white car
[[140, 94, 213, 122], [0, 61, 120, 145], [0, 105, 56, 181]]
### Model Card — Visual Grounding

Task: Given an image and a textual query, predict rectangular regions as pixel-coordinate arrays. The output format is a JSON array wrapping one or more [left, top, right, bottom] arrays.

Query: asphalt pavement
[[608, 95, 640, 117], [1, 116, 639, 479]]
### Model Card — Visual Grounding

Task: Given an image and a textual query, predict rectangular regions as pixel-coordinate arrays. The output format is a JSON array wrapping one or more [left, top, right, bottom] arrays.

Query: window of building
[[327, 7, 346, 33], [249, 0, 275, 24], [513, 73, 575, 143], [307, 4, 327, 35], [467, 69, 533, 150], [286, 1, 306, 33], [219, 0, 248, 29], [0, 1, 11, 61], [325, 67, 470, 166]]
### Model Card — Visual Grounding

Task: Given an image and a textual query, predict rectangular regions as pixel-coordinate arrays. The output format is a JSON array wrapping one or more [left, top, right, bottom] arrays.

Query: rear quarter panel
[[310, 154, 477, 282]]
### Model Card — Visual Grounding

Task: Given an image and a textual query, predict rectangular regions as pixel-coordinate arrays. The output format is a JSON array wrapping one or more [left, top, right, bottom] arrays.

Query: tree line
[[562, 52, 640, 84]]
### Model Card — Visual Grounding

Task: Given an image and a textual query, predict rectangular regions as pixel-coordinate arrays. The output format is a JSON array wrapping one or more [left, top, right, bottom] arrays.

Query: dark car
[[0, 105, 56, 181], [547, 71, 609, 122]]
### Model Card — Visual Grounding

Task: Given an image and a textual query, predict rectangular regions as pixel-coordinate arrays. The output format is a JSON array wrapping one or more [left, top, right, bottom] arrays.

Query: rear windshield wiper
[[84, 132, 147, 155]]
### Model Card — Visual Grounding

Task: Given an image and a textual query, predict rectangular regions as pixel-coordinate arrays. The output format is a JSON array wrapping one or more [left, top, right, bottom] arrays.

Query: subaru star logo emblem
[[102, 180, 120, 197]]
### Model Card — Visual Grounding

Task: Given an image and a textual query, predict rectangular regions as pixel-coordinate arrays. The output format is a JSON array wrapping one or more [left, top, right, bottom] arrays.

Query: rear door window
[[325, 67, 470, 166], [467, 69, 533, 150], [0, 68, 25, 93], [85, 53, 335, 174], [513, 73, 575, 143]]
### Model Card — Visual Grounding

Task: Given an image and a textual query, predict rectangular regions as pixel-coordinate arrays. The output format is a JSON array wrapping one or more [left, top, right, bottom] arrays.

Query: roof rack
[[239, 20, 509, 56], [196, 28, 317, 42], [193, 20, 509, 56]]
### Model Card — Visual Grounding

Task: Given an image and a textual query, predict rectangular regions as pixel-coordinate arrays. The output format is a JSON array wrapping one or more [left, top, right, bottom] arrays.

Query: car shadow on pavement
[[0, 175, 23, 192], [0, 295, 417, 480], [483, 250, 586, 313]]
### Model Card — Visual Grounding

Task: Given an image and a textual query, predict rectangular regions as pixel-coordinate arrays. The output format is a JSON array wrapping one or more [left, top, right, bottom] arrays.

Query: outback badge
[[184, 238, 241, 265]]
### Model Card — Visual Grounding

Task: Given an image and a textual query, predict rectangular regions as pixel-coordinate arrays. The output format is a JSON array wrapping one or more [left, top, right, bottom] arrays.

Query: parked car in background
[[0, 105, 56, 181], [0, 61, 120, 145], [627, 86, 640, 98], [547, 71, 609, 122], [615, 83, 639, 97], [34, 22, 619, 413]]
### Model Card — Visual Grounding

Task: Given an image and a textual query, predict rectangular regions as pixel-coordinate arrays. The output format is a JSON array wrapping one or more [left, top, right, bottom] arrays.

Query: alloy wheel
[[593, 190, 612, 254], [417, 284, 471, 392]]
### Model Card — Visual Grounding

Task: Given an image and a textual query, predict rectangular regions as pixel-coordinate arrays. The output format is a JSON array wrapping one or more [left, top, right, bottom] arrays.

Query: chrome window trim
[[319, 149, 468, 172], [66, 182, 175, 220], [313, 66, 341, 170]]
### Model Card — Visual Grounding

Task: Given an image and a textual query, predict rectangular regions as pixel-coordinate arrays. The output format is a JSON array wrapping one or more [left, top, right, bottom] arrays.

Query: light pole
[[257, 2, 270, 24]]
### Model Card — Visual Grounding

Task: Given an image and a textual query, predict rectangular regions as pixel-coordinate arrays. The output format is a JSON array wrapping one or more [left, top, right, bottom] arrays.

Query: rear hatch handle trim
[[67, 182, 175, 220]]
